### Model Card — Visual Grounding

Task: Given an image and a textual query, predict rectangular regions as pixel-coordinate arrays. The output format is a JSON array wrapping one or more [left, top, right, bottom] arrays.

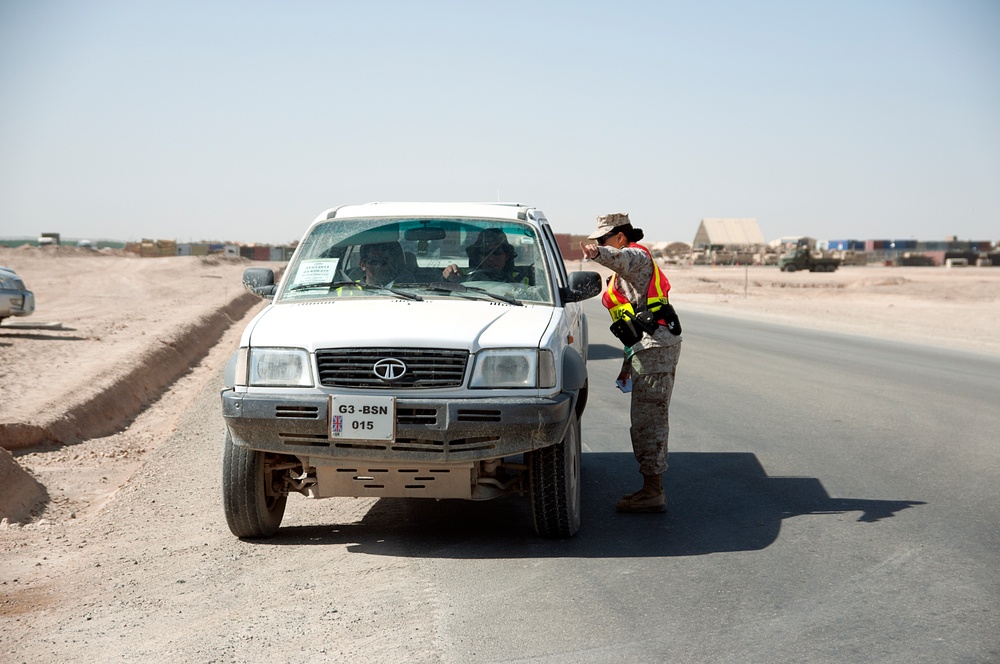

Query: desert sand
[[1, 247, 998, 524]]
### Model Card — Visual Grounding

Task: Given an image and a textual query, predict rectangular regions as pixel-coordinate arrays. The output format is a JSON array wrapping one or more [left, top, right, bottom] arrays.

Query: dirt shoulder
[[0, 246, 267, 450], [0, 246, 270, 522]]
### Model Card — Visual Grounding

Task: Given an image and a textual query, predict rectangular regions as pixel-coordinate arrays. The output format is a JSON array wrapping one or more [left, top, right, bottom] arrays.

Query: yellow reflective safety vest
[[601, 243, 672, 323]]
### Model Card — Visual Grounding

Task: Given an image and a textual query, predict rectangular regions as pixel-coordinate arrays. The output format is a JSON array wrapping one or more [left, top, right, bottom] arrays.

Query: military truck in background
[[778, 247, 841, 272]]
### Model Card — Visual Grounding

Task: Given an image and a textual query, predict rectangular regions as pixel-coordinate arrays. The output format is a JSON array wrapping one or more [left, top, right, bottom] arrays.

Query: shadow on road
[[263, 452, 925, 558], [0, 331, 84, 341], [585, 343, 626, 360]]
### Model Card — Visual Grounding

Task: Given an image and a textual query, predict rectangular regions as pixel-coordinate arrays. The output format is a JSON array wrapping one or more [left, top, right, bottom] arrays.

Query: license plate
[[329, 395, 396, 441]]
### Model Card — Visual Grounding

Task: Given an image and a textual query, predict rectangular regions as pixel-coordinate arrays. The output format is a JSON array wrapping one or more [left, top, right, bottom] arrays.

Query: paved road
[[354, 301, 1000, 663]]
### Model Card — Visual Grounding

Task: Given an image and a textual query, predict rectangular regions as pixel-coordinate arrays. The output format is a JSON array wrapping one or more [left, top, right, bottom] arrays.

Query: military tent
[[693, 218, 765, 248]]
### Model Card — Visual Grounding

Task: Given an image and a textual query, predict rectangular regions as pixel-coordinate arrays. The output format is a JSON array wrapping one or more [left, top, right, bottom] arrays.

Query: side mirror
[[561, 271, 602, 303], [243, 267, 276, 299]]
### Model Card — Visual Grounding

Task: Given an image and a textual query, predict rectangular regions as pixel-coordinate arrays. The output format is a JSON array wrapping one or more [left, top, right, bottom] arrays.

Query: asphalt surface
[[348, 300, 1000, 663]]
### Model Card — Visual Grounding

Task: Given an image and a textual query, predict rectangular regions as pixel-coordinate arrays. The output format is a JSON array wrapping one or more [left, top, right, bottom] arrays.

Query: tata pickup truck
[[221, 202, 601, 539]]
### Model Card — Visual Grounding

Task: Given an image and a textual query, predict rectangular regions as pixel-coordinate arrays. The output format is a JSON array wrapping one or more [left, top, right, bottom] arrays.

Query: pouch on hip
[[661, 303, 682, 336], [609, 310, 659, 346]]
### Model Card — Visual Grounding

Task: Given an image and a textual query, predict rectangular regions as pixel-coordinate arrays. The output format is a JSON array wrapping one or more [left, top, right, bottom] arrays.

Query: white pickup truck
[[221, 202, 601, 539]]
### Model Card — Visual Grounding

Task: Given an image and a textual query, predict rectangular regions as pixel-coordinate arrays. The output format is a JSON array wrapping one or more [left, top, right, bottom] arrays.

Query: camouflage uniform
[[593, 244, 682, 476]]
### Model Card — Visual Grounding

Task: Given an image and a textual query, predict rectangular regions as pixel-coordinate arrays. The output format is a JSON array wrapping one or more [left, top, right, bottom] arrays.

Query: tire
[[528, 414, 582, 538], [222, 429, 287, 538], [784, 264, 797, 272]]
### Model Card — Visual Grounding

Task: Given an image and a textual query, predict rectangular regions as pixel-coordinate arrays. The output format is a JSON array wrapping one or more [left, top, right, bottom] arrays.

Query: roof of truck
[[315, 202, 546, 223]]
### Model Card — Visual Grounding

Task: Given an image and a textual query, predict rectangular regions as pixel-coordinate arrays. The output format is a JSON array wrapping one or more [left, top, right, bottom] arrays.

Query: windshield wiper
[[288, 280, 422, 301], [416, 282, 523, 306]]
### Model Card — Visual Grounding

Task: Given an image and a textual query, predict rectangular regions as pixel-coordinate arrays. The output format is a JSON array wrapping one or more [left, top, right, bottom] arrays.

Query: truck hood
[[243, 298, 554, 351]]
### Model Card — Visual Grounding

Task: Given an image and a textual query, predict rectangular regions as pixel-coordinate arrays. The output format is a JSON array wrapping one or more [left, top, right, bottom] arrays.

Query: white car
[[0, 266, 35, 324], [221, 202, 601, 538]]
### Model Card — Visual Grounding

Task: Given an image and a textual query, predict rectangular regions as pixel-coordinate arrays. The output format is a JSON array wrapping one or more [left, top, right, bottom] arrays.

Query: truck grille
[[315, 348, 469, 389]]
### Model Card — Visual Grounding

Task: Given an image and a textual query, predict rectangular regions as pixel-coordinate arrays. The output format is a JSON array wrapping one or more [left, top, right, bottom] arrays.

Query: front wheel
[[528, 414, 582, 538], [222, 429, 287, 539]]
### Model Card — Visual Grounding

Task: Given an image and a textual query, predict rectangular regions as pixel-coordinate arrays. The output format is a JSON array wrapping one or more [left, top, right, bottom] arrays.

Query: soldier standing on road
[[580, 213, 682, 513]]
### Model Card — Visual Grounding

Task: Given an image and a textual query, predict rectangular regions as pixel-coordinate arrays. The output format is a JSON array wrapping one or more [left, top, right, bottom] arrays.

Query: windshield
[[277, 217, 554, 305]]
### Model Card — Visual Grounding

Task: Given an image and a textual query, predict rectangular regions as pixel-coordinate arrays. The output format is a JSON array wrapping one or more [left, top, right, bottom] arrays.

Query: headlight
[[244, 348, 313, 387], [470, 349, 540, 389]]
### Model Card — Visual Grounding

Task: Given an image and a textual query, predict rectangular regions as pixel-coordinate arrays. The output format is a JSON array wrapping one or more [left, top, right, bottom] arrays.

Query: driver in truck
[[442, 228, 533, 285], [359, 241, 414, 286]]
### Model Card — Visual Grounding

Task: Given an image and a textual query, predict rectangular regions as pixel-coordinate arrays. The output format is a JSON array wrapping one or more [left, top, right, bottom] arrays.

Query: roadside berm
[[0, 447, 47, 523], [0, 247, 270, 521]]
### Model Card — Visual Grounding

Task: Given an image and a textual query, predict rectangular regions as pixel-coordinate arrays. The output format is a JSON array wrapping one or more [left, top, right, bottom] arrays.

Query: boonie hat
[[467, 228, 517, 260], [588, 212, 631, 239]]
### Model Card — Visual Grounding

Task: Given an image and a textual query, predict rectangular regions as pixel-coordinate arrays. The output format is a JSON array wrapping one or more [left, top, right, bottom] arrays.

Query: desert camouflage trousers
[[628, 341, 681, 476]]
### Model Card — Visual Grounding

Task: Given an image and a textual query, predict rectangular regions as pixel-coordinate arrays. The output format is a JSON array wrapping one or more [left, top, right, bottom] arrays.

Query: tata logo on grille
[[373, 358, 407, 381]]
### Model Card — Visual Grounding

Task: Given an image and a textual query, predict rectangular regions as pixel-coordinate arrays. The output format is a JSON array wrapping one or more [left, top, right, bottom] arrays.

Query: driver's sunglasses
[[485, 247, 506, 258]]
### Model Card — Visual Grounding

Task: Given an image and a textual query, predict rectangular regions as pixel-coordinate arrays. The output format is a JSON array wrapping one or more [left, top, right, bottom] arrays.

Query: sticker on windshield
[[293, 259, 338, 286]]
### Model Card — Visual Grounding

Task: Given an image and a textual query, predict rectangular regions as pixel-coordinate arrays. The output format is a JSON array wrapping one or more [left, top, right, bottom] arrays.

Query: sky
[[1, 1, 998, 246]]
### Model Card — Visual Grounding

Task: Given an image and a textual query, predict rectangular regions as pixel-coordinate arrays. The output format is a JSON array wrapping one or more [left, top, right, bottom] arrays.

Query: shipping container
[[827, 239, 864, 251]]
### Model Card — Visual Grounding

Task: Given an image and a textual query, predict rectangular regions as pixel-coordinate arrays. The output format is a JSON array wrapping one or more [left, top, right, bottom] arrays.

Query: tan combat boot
[[615, 474, 666, 513]]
